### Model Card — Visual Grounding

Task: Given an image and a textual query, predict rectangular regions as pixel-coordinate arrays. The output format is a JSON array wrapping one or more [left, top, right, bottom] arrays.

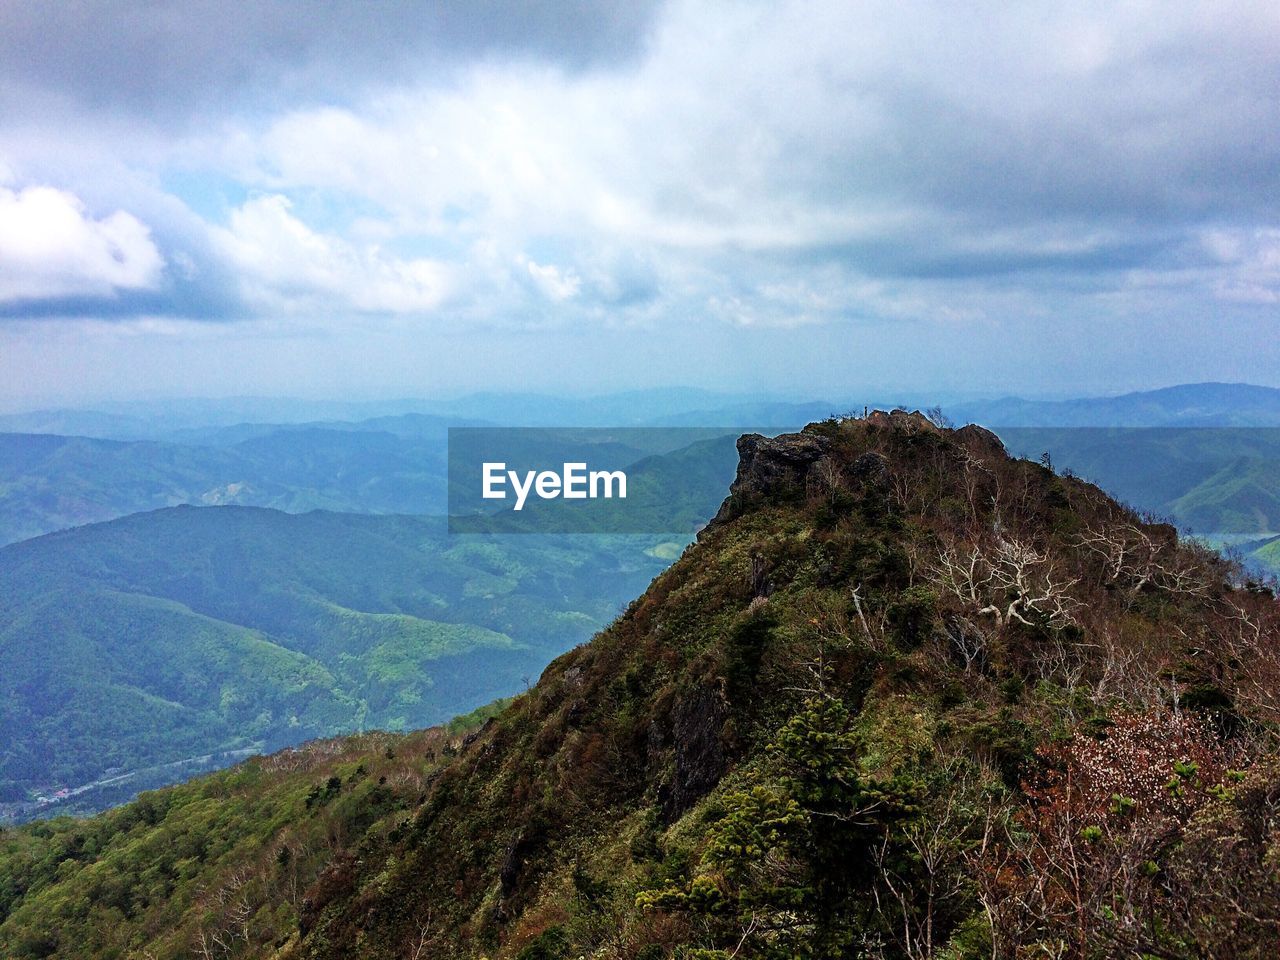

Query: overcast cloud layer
[[1, 0, 1278, 405]]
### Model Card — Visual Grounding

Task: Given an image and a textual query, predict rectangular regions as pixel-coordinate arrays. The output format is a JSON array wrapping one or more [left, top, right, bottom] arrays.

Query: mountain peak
[[711, 411, 1003, 529]]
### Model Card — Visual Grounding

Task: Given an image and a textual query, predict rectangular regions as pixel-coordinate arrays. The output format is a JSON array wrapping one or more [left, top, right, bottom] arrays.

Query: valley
[[0, 506, 676, 819]]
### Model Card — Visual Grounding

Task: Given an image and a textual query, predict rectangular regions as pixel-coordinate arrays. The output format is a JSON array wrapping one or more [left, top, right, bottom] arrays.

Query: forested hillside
[[3, 413, 1278, 957], [0, 507, 673, 818]]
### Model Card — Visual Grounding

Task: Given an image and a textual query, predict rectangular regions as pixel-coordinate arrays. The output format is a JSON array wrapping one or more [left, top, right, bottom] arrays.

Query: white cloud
[[0, 185, 164, 302], [172, 0, 1274, 334], [1202, 228, 1280, 304], [211, 194, 451, 314], [521, 255, 581, 302], [226, 1, 1280, 243], [2, 0, 1278, 358]]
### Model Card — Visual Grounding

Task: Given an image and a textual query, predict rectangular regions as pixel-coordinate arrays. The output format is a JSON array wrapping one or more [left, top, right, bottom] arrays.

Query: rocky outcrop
[[954, 423, 1006, 461], [708, 430, 832, 527], [661, 686, 728, 822], [707, 412, 1010, 530], [849, 451, 890, 486], [862, 408, 941, 435]]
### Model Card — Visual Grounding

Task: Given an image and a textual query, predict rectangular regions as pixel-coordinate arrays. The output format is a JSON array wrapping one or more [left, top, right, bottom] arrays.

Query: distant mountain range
[[949, 382, 1280, 427], [0, 427, 452, 545], [9, 381, 1277, 441], [0, 388, 778, 439], [4, 382, 1280, 549]]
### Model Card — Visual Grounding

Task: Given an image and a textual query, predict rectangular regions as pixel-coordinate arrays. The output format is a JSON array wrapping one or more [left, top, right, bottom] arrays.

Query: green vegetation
[[0, 507, 672, 817], [1251, 535, 1280, 575], [3, 414, 1280, 958], [0, 427, 460, 546], [998, 426, 1280, 534], [0, 723, 490, 959]]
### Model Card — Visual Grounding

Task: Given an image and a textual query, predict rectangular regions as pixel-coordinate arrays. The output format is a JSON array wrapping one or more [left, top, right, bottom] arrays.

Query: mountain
[[951, 381, 1280, 427], [3, 412, 1278, 958], [0, 398, 469, 440], [0, 427, 453, 545], [0, 390, 778, 439], [996, 427, 1280, 535], [1251, 536, 1280, 575], [163, 412, 481, 446], [0, 422, 729, 545], [0, 507, 674, 819]]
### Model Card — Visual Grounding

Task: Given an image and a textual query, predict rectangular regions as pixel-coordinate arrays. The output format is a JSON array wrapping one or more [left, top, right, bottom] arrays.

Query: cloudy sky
[[1, 0, 1278, 408]]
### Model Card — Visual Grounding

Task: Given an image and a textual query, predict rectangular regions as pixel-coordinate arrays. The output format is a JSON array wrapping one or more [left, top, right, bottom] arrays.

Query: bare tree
[[1210, 594, 1280, 725], [944, 614, 989, 674], [1076, 520, 1210, 604], [406, 909, 435, 960], [924, 405, 954, 430], [931, 538, 1079, 631]]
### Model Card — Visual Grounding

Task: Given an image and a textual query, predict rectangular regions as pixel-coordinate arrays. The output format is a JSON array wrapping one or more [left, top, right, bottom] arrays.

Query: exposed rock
[[707, 430, 832, 528], [954, 424, 1006, 460], [646, 718, 667, 766], [499, 833, 528, 900], [750, 553, 771, 599], [863, 408, 941, 435], [662, 686, 728, 822], [849, 451, 890, 486]]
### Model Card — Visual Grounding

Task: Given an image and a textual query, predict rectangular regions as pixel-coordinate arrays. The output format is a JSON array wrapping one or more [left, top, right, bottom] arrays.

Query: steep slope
[[3, 413, 1279, 958], [0, 508, 671, 817], [0, 707, 506, 960]]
